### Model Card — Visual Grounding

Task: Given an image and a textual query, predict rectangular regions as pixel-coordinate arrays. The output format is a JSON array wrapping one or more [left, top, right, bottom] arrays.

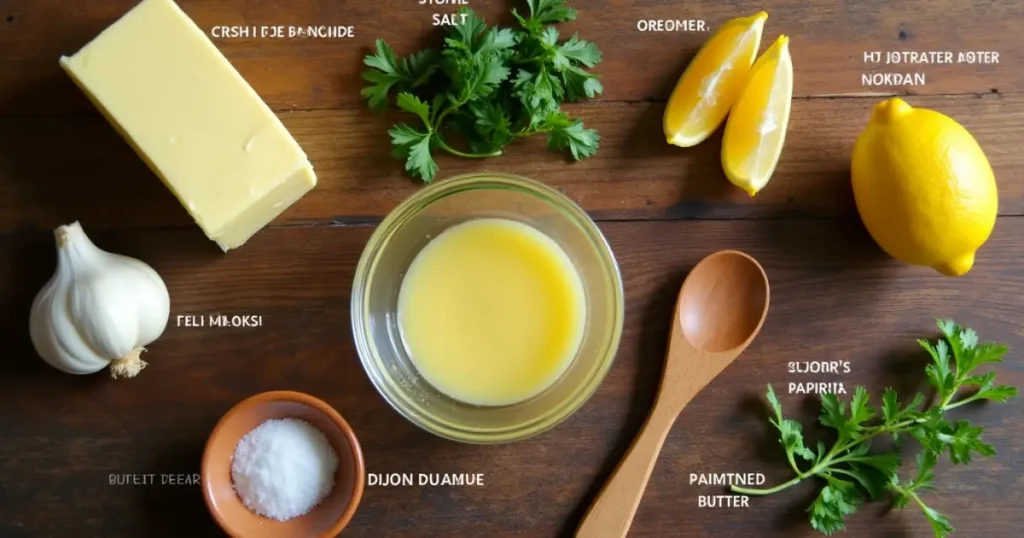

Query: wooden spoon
[[576, 250, 770, 538]]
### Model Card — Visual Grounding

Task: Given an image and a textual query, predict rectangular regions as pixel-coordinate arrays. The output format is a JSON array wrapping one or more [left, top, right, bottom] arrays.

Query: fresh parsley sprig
[[361, 0, 602, 182], [733, 320, 1017, 537]]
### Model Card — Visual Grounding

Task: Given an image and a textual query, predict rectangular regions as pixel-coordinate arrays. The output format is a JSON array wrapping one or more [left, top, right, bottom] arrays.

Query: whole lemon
[[851, 98, 997, 276]]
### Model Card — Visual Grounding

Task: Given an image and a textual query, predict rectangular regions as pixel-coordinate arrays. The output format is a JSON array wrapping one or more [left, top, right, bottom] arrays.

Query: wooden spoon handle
[[576, 401, 680, 538]]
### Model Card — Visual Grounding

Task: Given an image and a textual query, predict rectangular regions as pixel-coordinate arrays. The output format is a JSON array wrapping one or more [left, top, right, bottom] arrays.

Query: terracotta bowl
[[202, 391, 365, 538]]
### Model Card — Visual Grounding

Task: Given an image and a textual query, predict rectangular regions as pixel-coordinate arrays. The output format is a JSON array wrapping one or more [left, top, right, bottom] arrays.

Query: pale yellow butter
[[60, 0, 316, 250]]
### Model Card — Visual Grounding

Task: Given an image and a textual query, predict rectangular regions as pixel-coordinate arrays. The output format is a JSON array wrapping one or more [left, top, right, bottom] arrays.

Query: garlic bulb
[[29, 222, 170, 378]]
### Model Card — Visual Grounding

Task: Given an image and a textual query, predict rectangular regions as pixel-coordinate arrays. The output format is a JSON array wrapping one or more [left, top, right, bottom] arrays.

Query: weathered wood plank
[[1, 0, 1021, 116], [1, 218, 1021, 537], [0, 94, 1019, 231]]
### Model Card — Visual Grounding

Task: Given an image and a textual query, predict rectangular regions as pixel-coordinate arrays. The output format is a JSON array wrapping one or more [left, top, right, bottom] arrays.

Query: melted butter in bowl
[[397, 218, 586, 407]]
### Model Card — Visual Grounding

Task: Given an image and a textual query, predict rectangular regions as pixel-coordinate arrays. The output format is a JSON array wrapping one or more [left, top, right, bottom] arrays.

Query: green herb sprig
[[361, 0, 603, 182], [734, 320, 1017, 537]]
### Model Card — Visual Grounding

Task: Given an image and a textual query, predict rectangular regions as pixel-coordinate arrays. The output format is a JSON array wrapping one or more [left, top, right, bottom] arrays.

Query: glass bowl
[[351, 173, 624, 443]]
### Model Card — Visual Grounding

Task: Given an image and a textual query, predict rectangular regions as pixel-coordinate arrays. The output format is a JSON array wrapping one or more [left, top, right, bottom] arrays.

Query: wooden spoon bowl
[[679, 250, 770, 353]]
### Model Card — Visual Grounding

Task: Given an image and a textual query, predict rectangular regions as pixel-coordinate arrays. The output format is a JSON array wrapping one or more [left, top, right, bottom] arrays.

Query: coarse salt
[[231, 418, 339, 521]]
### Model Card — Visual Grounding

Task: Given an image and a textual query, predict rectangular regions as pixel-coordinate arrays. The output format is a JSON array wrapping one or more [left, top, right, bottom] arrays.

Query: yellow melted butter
[[397, 218, 586, 406]]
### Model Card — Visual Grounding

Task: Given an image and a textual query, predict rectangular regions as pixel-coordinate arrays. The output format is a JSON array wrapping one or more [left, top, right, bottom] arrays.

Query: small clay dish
[[202, 391, 365, 538]]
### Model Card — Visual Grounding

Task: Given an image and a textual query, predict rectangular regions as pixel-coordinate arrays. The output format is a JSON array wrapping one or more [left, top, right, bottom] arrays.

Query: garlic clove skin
[[31, 265, 109, 374], [29, 222, 171, 378], [70, 255, 167, 359]]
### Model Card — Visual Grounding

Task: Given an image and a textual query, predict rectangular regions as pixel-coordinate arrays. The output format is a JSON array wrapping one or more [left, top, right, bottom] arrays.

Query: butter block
[[60, 0, 315, 250]]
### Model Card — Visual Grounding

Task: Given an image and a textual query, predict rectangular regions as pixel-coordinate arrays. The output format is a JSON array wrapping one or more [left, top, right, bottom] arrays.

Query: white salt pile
[[231, 418, 339, 521]]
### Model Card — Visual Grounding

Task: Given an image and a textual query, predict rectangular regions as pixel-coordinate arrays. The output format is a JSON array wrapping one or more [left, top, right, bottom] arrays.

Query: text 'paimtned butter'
[[59, 0, 316, 251]]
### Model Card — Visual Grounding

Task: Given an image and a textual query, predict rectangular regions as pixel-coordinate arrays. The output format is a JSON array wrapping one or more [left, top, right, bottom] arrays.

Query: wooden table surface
[[2, 1, 1022, 537]]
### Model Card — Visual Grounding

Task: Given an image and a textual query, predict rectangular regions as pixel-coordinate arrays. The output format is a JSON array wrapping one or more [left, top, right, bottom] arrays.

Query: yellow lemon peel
[[851, 98, 998, 277]]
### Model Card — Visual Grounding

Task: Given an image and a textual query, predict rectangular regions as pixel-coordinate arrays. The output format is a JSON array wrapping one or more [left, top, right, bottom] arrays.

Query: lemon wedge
[[663, 12, 767, 147], [721, 35, 793, 196]]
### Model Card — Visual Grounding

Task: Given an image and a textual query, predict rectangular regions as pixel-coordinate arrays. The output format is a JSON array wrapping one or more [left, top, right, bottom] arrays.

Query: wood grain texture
[[0, 93, 1021, 230], [1, 0, 1021, 116], [1, 219, 1022, 537], [2, 0, 1023, 537]]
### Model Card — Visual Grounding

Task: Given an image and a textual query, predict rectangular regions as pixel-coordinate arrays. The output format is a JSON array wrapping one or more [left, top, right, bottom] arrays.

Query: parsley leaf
[[544, 111, 599, 160], [912, 450, 938, 491], [921, 337, 955, 399], [404, 49, 441, 86], [942, 419, 996, 464], [808, 476, 861, 535], [362, 40, 439, 110], [562, 65, 604, 101], [480, 55, 512, 92], [971, 342, 1010, 367], [514, 69, 565, 124], [765, 385, 816, 463], [467, 100, 514, 153], [527, 0, 577, 25], [363, 38, 400, 74], [477, 26, 518, 56], [848, 385, 875, 428], [388, 125, 437, 182], [841, 464, 887, 501], [388, 123, 425, 147], [361, 38, 405, 111], [881, 388, 900, 422], [975, 383, 1019, 402], [396, 92, 431, 126], [852, 452, 901, 478], [450, 7, 489, 50], [819, 393, 852, 440], [556, 34, 602, 68], [923, 505, 955, 537], [405, 133, 438, 182]]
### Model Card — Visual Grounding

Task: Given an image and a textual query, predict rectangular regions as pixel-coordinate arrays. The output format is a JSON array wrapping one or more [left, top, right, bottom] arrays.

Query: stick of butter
[[60, 0, 316, 251]]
